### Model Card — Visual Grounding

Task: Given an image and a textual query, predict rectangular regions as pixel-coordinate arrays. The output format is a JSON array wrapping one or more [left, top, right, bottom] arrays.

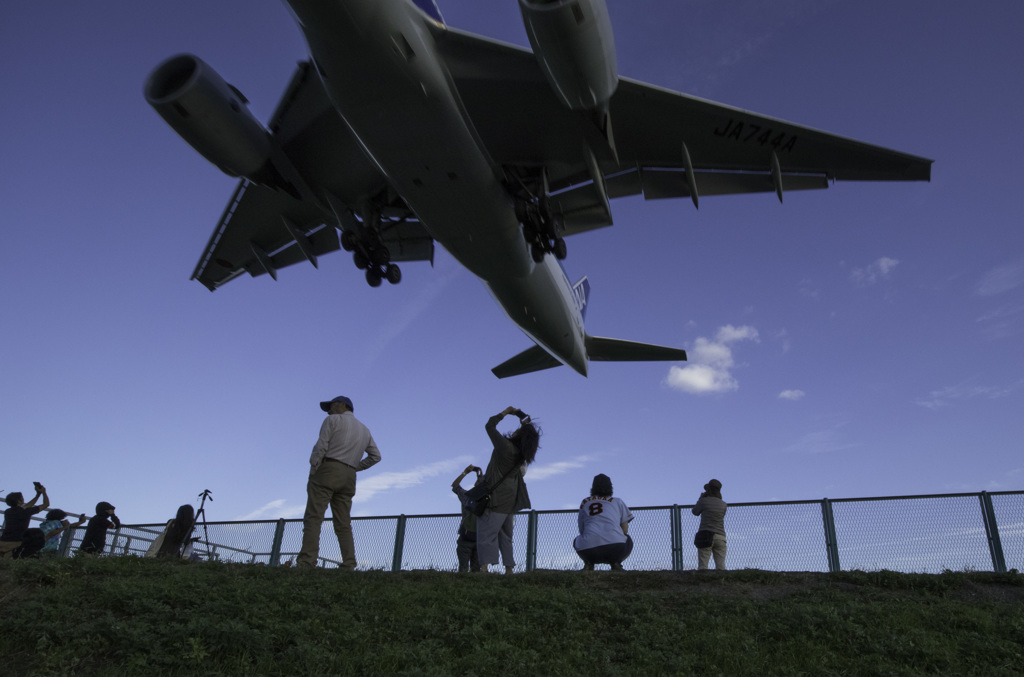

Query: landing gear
[[340, 230, 358, 252], [385, 263, 402, 284], [339, 198, 405, 288], [521, 212, 567, 262], [552, 237, 567, 260], [371, 245, 390, 267], [349, 240, 400, 287], [514, 167, 567, 263], [531, 243, 545, 263]]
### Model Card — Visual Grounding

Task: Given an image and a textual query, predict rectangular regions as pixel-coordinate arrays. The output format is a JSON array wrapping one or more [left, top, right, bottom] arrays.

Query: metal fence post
[[391, 515, 406, 572], [670, 505, 684, 571], [821, 498, 841, 572], [58, 526, 76, 558], [526, 511, 538, 572], [269, 519, 286, 567], [979, 492, 1007, 573]]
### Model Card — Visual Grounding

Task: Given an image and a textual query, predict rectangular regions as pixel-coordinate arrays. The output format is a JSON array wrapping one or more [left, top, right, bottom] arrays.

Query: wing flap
[[640, 169, 829, 200], [191, 61, 435, 291], [437, 28, 931, 200], [585, 336, 688, 363], [492, 345, 564, 379]]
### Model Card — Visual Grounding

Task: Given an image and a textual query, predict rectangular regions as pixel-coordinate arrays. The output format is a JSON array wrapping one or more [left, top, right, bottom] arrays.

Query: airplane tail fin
[[572, 276, 591, 320], [411, 0, 445, 24], [491, 335, 688, 378], [491, 274, 686, 378]]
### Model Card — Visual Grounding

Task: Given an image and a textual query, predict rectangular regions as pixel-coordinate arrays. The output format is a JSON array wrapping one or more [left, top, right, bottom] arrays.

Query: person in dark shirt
[[79, 501, 121, 555], [1, 484, 50, 558], [451, 464, 483, 572]]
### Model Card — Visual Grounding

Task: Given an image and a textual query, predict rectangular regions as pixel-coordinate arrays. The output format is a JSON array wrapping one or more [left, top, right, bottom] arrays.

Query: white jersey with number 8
[[574, 495, 633, 551]]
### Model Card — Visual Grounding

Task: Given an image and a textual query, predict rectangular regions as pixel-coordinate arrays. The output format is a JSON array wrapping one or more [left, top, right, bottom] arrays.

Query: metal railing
[[20, 490, 1023, 574]]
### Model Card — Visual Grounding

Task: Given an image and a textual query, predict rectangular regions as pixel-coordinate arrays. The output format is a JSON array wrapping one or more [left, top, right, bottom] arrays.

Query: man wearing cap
[[79, 502, 121, 555], [298, 396, 381, 570]]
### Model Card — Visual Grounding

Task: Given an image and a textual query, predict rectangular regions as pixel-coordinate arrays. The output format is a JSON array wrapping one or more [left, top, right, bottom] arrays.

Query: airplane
[[144, 0, 931, 378]]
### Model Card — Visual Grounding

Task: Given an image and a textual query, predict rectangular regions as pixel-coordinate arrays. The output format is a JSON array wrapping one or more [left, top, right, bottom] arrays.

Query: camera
[[33, 481, 45, 493]]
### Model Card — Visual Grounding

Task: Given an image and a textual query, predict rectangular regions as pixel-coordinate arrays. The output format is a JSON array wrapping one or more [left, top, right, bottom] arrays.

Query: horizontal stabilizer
[[585, 336, 687, 363], [492, 345, 563, 379]]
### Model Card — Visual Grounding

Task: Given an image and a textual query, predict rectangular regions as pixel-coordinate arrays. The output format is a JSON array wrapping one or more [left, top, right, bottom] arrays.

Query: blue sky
[[2, 0, 1022, 526]]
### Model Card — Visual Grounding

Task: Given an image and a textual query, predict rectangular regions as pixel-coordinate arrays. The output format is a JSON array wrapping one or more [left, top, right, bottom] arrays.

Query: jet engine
[[518, 0, 618, 112], [145, 54, 282, 187]]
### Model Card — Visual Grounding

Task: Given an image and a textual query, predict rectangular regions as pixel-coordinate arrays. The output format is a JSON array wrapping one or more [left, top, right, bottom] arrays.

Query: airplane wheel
[[340, 231, 357, 252], [385, 263, 402, 284], [366, 267, 383, 287], [553, 238, 567, 260], [371, 245, 391, 266], [531, 244, 545, 263], [353, 251, 369, 270]]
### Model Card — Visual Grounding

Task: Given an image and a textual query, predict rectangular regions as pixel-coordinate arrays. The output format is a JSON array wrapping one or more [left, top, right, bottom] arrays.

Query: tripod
[[193, 489, 214, 560]]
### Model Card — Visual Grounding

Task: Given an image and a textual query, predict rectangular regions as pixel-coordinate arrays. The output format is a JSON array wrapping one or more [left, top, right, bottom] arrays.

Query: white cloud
[[850, 256, 900, 286], [355, 456, 473, 503], [976, 303, 1024, 339], [525, 455, 594, 481], [774, 329, 791, 354], [914, 382, 1019, 410], [778, 389, 805, 401], [976, 261, 1024, 296], [715, 324, 759, 343], [667, 325, 759, 395], [798, 278, 820, 299], [235, 499, 304, 521]]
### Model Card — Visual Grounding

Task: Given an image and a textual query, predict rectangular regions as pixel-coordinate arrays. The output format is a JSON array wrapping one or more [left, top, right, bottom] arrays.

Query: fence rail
[[23, 490, 1023, 574]]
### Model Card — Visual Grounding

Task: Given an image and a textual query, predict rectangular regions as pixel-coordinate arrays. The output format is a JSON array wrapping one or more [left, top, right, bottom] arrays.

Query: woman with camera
[[476, 406, 540, 574], [0, 482, 50, 558], [692, 479, 727, 570]]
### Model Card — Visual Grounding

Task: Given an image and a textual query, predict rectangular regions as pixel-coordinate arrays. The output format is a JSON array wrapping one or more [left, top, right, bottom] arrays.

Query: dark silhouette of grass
[[2, 557, 1021, 675]]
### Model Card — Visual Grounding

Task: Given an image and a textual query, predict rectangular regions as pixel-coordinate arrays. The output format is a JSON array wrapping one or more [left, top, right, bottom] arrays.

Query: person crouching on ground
[[79, 502, 120, 555], [573, 473, 634, 571], [477, 406, 540, 574], [692, 479, 727, 571], [39, 509, 86, 557]]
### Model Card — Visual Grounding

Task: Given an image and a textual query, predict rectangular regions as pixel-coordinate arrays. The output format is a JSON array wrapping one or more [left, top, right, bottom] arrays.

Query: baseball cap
[[320, 396, 354, 412]]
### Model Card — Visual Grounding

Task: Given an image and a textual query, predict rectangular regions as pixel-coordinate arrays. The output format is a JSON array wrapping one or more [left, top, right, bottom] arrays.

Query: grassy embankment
[[1, 557, 1022, 675]]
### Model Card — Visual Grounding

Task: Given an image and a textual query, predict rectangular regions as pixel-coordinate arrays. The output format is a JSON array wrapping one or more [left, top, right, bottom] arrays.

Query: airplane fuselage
[[285, 0, 588, 375]]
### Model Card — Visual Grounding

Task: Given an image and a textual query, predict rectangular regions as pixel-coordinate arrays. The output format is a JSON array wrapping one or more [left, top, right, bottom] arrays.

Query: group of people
[[298, 394, 728, 572], [1, 483, 122, 559], [8, 396, 728, 572]]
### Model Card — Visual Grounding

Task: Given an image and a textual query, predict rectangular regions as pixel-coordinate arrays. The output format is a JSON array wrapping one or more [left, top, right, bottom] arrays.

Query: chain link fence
[[20, 491, 1022, 574]]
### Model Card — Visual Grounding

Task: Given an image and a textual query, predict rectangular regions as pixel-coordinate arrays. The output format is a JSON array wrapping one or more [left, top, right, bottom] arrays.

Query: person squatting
[[573, 473, 634, 571]]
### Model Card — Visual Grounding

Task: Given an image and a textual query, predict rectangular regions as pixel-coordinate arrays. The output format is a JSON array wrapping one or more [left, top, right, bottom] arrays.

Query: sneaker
[[610, 563, 625, 572], [582, 562, 594, 571]]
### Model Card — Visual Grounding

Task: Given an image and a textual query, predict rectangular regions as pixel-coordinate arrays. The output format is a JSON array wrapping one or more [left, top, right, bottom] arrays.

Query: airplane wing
[[435, 26, 932, 236], [192, 62, 434, 291]]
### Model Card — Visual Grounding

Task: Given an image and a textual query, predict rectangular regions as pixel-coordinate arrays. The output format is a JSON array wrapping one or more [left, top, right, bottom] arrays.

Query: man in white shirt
[[573, 474, 634, 571], [298, 395, 381, 569]]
